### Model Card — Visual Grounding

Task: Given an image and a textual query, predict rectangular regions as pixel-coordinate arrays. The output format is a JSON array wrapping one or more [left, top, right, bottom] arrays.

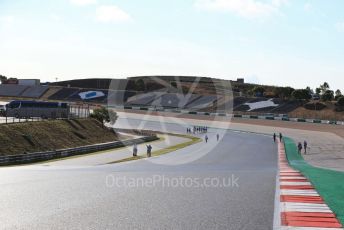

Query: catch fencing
[[0, 105, 90, 124]]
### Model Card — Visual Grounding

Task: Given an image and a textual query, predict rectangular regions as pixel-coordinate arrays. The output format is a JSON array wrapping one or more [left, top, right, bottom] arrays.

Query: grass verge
[[108, 134, 202, 164], [284, 137, 344, 225]]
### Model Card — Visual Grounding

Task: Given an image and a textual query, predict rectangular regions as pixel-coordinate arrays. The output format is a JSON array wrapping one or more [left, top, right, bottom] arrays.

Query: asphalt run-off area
[[0, 114, 278, 230]]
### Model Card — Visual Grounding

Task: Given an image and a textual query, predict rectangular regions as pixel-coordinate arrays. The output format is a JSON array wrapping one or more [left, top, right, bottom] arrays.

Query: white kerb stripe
[[280, 182, 312, 186]]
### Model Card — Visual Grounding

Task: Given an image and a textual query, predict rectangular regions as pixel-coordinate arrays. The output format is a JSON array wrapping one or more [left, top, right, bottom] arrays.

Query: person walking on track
[[298, 142, 303, 154], [133, 143, 138, 157], [146, 144, 152, 157], [304, 141, 308, 154]]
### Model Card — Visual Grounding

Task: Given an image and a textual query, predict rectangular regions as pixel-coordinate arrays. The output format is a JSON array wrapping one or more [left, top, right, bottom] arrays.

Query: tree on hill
[[126, 80, 137, 91], [315, 88, 321, 95], [251, 86, 265, 97], [321, 90, 334, 101], [273, 87, 295, 99], [284, 87, 295, 98], [0, 75, 7, 83], [336, 96, 344, 106], [320, 82, 330, 94], [306, 86, 314, 95], [90, 107, 118, 126], [335, 89, 342, 100], [292, 89, 311, 100], [135, 79, 146, 91], [335, 96, 344, 111]]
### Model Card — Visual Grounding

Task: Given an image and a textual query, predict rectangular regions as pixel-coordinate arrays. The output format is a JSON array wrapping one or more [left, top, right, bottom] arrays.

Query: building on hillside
[[50, 78, 126, 90], [1, 78, 19, 84], [230, 78, 245, 84], [18, 79, 40, 86], [1, 79, 40, 86]]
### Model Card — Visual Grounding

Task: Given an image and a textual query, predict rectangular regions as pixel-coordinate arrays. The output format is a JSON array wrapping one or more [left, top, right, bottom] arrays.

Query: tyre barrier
[[0, 136, 158, 166], [265, 116, 275, 120]]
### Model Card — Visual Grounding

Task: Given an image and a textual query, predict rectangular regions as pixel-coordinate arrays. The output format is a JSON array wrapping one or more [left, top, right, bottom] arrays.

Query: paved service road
[[0, 118, 277, 230], [41, 134, 189, 167]]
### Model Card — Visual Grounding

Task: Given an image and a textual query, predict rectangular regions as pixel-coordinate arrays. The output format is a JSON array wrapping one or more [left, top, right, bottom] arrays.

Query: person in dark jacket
[[146, 144, 152, 157], [133, 143, 138, 157], [297, 142, 302, 154], [304, 141, 308, 154]]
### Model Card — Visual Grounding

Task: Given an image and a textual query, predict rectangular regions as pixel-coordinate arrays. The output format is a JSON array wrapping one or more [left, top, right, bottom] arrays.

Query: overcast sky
[[0, 0, 343, 90]]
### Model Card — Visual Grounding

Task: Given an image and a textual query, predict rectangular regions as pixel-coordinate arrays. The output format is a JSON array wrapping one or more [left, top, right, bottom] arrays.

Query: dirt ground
[[231, 118, 344, 139], [289, 105, 344, 121]]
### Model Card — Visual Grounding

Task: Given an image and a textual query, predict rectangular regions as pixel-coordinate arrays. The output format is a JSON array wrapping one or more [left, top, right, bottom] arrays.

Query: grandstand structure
[[126, 92, 165, 106], [0, 85, 49, 98], [0, 77, 303, 114], [230, 97, 302, 113], [107, 90, 136, 105], [150, 93, 201, 109]]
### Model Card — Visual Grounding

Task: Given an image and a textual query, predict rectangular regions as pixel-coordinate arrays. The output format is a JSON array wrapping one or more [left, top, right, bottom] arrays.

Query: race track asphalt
[[0, 118, 277, 230]]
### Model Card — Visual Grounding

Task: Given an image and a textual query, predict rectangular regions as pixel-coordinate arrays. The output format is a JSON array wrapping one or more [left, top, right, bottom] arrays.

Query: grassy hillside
[[0, 119, 120, 156]]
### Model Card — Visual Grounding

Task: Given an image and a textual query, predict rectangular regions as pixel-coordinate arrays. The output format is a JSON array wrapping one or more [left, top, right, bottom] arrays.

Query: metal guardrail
[[234, 114, 344, 125], [0, 136, 158, 166], [114, 128, 158, 137], [113, 105, 344, 126]]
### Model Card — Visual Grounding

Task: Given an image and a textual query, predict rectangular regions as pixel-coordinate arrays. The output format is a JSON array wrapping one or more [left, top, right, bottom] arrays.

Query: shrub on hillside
[[292, 89, 311, 100], [251, 86, 266, 97], [335, 106, 344, 112], [90, 107, 118, 125], [335, 97, 344, 112], [335, 89, 342, 100], [336, 96, 344, 106], [304, 102, 326, 111], [273, 86, 295, 99], [335, 95, 343, 100], [263, 91, 276, 98], [321, 90, 334, 101]]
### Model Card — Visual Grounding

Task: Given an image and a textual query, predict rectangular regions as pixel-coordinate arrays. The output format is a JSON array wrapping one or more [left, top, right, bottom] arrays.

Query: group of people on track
[[273, 132, 308, 154], [187, 126, 208, 134], [298, 141, 308, 154], [204, 133, 220, 143], [132, 144, 153, 157], [273, 133, 283, 143], [186, 126, 220, 143]]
